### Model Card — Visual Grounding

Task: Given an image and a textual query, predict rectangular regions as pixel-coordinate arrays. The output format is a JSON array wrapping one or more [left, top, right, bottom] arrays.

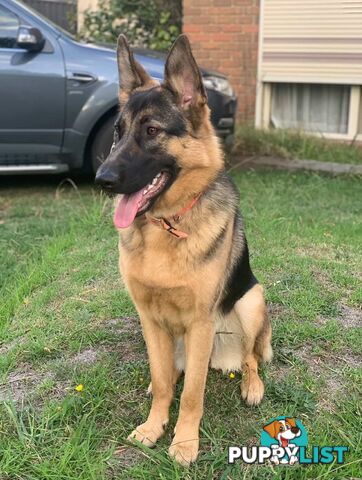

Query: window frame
[[257, 83, 361, 142], [0, 4, 20, 50]]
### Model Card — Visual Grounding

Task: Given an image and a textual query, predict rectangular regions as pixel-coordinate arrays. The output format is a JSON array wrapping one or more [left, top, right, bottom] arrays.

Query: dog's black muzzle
[[95, 162, 122, 193], [95, 143, 180, 196]]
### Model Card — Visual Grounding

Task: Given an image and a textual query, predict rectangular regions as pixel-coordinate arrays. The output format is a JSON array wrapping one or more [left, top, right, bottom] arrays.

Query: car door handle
[[68, 73, 97, 83]]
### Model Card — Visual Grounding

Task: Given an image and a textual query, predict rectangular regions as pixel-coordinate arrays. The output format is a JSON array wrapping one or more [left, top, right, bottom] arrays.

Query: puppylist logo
[[228, 416, 348, 466]]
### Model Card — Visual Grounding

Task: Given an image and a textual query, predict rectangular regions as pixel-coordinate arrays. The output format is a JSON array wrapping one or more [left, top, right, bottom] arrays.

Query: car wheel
[[90, 114, 116, 174]]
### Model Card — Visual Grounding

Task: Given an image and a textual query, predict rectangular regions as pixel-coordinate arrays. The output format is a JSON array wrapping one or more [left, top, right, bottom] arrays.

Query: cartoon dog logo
[[263, 418, 302, 465]]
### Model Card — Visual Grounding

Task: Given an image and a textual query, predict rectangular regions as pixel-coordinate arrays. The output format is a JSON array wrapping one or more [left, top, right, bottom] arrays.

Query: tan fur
[[119, 132, 271, 461], [110, 35, 272, 466], [153, 108, 224, 218]]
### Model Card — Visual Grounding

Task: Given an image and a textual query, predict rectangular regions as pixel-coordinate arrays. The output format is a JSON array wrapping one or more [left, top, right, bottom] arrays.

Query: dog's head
[[95, 34, 223, 228], [263, 418, 301, 447]]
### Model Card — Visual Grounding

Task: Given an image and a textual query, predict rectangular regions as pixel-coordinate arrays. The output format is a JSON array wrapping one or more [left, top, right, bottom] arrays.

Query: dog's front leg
[[169, 319, 214, 466], [128, 315, 174, 447]]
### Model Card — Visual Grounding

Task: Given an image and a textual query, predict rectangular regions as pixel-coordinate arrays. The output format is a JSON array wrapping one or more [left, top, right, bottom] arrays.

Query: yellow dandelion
[[229, 372, 235, 379], [75, 384, 84, 392]]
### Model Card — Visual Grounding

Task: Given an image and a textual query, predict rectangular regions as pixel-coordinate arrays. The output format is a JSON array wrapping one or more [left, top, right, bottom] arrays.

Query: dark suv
[[0, 0, 237, 174]]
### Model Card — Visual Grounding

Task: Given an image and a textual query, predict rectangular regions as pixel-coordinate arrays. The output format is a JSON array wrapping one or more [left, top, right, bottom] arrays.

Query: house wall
[[260, 0, 362, 85], [183, 0, 260, 122], [257, 0, 362, 141]]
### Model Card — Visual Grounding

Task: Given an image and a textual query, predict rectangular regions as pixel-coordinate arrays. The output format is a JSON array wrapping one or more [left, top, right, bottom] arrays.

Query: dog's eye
[[279, 426, 284, 431], [147, 126, 159, 136]]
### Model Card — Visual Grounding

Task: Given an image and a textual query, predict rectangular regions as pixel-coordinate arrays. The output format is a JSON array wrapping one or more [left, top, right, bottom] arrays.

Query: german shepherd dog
[[95, 34, 272, 466]]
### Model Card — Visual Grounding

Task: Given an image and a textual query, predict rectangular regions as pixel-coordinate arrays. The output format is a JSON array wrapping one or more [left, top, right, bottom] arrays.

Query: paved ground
[[230, 156, 362, 175]]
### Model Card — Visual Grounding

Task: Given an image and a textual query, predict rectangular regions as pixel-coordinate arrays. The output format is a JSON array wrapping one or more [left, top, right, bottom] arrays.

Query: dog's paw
[[169, 438, 199, 466], [241, 374, 264, 406], [127, 421, 166, 447]]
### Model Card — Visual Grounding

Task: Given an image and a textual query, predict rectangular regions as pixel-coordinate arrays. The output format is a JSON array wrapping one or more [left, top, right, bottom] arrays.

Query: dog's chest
[[119, 228, 193, 289]]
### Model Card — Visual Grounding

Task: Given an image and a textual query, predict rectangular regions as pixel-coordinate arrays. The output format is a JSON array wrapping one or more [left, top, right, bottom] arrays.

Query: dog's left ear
[[164, 34, 207, 111], [263, 421, 278, 439], [286, 418, 297, 428], [117, 34, 157, 106]]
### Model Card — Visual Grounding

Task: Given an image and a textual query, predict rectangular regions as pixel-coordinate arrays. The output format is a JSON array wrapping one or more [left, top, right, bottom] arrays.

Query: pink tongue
[[113, 189, 144, 228]]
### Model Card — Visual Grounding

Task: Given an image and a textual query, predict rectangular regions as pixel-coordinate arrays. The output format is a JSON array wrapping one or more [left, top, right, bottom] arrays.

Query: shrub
[[80, 0, 181, 51]]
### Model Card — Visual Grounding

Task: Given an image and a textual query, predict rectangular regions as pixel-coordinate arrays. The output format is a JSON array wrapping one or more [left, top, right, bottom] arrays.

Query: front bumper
[[207, 88, 237, 143]]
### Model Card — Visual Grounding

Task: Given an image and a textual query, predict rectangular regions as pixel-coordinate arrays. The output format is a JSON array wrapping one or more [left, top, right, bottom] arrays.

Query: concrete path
[[231, 156, 362, 175]]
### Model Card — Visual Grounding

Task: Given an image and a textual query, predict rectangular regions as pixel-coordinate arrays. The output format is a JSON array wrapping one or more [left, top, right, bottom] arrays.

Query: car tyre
[[90, 114, 116, 175]]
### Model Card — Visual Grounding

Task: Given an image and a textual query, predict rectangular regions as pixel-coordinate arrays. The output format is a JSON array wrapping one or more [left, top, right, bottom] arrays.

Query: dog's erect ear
[[286, 418, 297, 428], [263, 421, 279, 439], [117, 34, 155, 105], [164, 34, 207, 110]]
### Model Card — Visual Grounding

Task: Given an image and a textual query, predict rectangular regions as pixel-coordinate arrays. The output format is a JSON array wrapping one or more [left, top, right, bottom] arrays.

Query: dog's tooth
[[143, 189, 147, 194], [152, 178, 157, 185]]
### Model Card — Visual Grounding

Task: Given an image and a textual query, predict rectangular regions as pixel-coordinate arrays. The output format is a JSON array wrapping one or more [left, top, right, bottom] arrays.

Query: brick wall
[[183, 0, 260, 123]]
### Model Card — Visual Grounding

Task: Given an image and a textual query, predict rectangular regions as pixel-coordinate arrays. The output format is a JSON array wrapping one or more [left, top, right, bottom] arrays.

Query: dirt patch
[[70, 348, 99, 365], [311, 267, 337, 292], [105, 316, 140, 333], [294, 344, 361, 413], [317, 303, 361, 328], [107, 446, 148, 477], [0, 335, 25, 356], [0, 363, 53, 402], [102, 316, 146, 362], [113, 446, 148, 466], [296, 344, 361, 372], [337, 304, 361, 328], [268, 303, 288, 319], [267, 362, 290, 381], [0, 350, 96, 404], [0, 322, 145, 405]]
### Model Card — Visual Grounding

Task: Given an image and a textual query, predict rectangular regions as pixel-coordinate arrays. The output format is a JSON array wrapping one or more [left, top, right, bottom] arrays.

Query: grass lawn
[[0, 171, 361, 479], [232, 125, 362, 165]]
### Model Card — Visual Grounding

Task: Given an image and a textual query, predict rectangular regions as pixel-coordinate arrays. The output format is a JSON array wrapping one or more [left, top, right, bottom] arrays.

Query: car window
[[0, 5, 19, 49]]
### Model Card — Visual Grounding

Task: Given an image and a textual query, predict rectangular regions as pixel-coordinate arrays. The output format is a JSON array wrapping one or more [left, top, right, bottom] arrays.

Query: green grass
[[232, 125, 362, 165], [0, 171, 361, 479]]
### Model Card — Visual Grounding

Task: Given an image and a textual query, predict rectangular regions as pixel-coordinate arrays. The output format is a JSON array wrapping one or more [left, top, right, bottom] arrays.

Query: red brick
[[223, 24, 242, 32], [183, 0, 259, 121], [243, 24, 259, 34], [183, 24, 199, 33]]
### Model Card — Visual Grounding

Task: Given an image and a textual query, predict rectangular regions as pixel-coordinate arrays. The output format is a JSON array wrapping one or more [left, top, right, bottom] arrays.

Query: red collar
[[146, 192, 202, 239]]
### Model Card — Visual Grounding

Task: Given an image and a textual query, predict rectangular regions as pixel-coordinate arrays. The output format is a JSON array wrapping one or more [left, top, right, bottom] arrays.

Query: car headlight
[[203, 76, 234, 96]]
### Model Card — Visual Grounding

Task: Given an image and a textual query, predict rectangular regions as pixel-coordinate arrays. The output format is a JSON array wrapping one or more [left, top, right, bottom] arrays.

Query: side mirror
[[17, 26, 45, 52]]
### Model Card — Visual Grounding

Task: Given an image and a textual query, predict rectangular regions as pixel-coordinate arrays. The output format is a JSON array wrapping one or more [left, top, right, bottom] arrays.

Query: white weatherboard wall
[[256, 0, 362, 140]]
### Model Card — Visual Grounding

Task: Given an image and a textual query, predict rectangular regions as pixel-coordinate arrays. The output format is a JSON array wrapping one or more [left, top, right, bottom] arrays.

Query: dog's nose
[[291, 427, 300, 434], [95, 166, 119, 190]]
